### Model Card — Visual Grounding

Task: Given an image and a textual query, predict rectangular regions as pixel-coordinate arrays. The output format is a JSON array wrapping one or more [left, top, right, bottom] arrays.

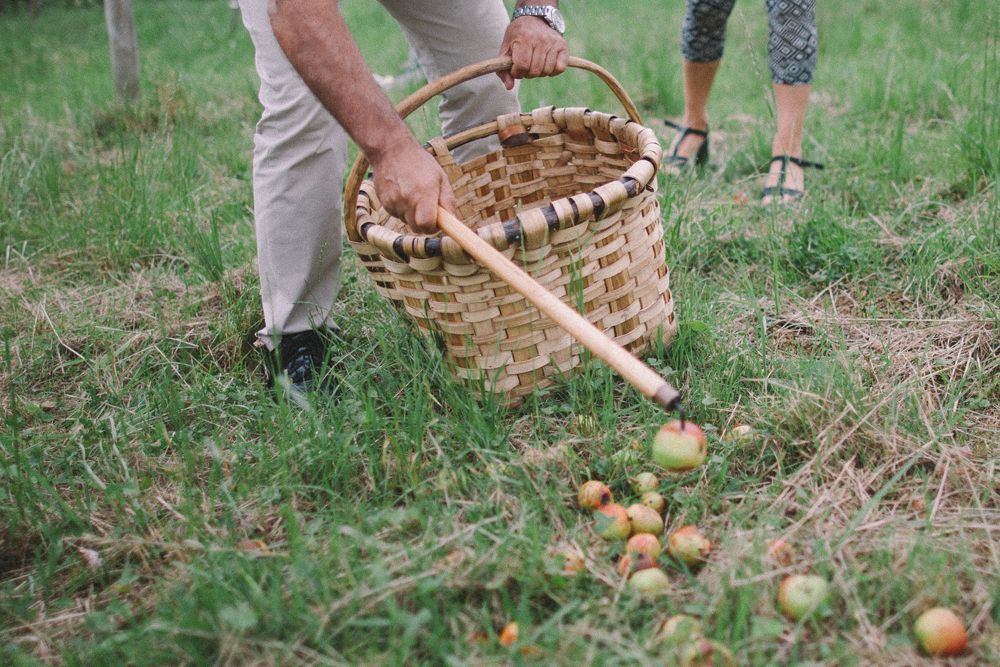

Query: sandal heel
[[663, 119, 709, 174], [695, 137, 710, 167]]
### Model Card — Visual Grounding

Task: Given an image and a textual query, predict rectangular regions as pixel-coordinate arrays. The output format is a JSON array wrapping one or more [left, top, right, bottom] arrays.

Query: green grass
[[2, 0, 998, 664]]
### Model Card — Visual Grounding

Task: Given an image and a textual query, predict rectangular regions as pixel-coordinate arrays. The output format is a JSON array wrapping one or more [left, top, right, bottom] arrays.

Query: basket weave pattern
[[350, 107, 676, 402]]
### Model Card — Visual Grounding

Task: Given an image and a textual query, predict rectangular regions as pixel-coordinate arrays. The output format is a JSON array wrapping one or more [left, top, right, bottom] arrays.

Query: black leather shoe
[[268, 328, 336, 395]]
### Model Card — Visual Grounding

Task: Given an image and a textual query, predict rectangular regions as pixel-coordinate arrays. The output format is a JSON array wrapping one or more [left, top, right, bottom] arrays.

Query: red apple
[[913, 607, 967, 656], [668, 526, 711, 566], [498, 621, 518, 647], [640, 491, 666, 513], [594, 503, 630, 540], [766, 538, 794, 567], [554, 549, 585, 575], [777, 574, 828, 620], [626, 533, 662, 560], [577, 480, 612, 510], [627, 567, 670, 595], [652, 421, 708, 471], [631, 472, 659, 494], [617, 552, 657, 577], [627, 504, 664, 536]]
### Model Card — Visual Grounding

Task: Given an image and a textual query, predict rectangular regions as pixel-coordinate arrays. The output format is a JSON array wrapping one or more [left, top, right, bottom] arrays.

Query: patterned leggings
[[682, 0, 817, 84]]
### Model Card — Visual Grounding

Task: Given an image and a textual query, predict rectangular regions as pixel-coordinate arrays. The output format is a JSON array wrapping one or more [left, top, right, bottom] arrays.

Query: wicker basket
[[344, 58, 676, 404]]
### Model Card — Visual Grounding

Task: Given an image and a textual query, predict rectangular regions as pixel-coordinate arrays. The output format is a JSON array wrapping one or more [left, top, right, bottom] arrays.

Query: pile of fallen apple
[[559, 420, 970, 659]]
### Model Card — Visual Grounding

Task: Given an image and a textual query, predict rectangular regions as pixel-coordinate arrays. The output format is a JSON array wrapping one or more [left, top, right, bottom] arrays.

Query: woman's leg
[[669, 0, 736, 166], [676, 59, 720, 148], [762, 0, 818, 202]]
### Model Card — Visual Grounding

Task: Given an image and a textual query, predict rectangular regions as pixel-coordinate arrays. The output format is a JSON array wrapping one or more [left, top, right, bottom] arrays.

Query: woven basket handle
[[392, 56, 642, 125], [344, 57, 643, 238]]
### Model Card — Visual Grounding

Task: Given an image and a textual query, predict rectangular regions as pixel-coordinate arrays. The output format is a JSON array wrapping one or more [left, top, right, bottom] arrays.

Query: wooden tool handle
[[436, 207, 680, 412]]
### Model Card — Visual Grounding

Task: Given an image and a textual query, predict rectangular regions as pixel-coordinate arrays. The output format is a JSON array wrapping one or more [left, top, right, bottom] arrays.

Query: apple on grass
[[656, 614, 703, 644], [640, 491, 666, 513], [652, 420, 708, 471], [722, 424, 753, 442], [498, 621, 518, 647], [626, 504, 664, 536], [594, 503, 630, 540], [626, 533, 661, 559], [627, 567, 670, 595], [668, 526, 711, 566], [617, 552, 656, 577], [577, 480, 612, 510], [913, 607, 967, 656], [553, 549, 585, 575], [766, 538, 794, 567], [679, 639, 736, 667], [631, 472, 659, 494], [777, 574, 828, 621]]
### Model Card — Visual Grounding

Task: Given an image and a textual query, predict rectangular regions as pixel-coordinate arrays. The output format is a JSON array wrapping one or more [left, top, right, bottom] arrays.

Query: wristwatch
[[511, 5, 566, 34]]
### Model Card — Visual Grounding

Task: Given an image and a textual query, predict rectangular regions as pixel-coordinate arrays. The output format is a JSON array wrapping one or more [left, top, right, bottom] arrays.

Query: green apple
[[640, 491, 666, 513], [722, 424, 753, 442], [631, 472, 659, 494], [777, 574, 828, 620], [627, 567, 670, 595], [626, 503, 664, 536], [656, 614, 703, 644], [668, 526, 711, 566], [652, 421, 707, 471]]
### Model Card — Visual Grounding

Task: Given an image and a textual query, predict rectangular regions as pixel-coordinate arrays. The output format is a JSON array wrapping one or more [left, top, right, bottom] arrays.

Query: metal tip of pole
[[653, 385, 680, 413]]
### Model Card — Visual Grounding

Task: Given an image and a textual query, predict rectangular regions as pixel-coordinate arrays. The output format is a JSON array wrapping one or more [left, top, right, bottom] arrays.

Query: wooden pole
[[436, 207, 681, 412], [103, 0, 140, 102]]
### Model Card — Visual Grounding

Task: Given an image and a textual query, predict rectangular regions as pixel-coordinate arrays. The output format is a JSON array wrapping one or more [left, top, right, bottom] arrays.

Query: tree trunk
[[104, 0, 140, 102]]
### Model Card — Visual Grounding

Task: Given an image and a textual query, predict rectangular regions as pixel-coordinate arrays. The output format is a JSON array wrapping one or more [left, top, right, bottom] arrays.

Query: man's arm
[[499, 1, 568, 90], [268, 0, 568, 234], [268, 0, 453, 233]]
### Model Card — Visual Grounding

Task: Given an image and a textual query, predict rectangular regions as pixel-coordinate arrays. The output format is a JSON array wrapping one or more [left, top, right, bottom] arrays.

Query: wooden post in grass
[[103, 0, 140, 102]]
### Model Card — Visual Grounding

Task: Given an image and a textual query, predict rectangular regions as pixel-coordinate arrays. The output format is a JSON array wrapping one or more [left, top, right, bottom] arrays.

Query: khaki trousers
[[238, 0, 520, 347]]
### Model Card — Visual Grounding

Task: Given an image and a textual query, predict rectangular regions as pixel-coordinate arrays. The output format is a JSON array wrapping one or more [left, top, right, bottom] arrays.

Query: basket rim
[[351, 107, 663, 263]]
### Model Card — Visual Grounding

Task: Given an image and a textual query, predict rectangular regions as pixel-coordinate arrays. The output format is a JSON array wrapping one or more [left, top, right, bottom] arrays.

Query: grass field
[[1, 0, 998, 664]]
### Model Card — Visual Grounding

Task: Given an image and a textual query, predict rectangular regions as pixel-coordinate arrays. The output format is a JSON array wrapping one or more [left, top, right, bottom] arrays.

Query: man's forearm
[[267, 0, 415, 166]]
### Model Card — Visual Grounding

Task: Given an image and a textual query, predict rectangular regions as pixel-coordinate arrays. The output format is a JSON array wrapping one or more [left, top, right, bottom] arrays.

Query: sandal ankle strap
[[770, 155, 824, 170], [665, 119, 709, 138]]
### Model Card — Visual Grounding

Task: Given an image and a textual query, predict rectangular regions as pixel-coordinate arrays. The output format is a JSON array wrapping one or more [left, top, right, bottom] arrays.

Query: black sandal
[[663, 119, 709, 173], [760, 155, 824, 203]]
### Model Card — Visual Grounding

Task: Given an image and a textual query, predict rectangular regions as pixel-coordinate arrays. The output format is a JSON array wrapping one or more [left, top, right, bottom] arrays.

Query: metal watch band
[[511, 5, 565, 34]]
